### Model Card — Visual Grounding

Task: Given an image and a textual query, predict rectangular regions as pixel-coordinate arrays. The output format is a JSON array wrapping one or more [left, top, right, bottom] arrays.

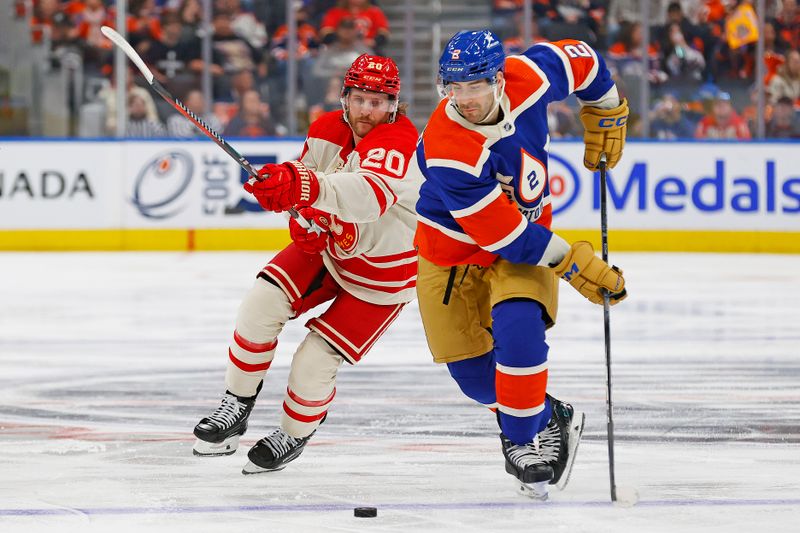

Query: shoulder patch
[[308, 110, 352, 146], [422, 101, 486, 168], [503, 56, 546, 111]]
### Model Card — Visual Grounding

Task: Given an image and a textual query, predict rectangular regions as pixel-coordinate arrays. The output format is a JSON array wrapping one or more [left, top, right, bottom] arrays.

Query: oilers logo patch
[[517, 149, 547, 206]]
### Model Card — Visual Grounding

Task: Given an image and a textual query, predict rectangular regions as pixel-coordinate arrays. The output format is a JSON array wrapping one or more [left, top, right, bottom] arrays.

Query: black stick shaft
[[599, 156, 617, 502], [149, 79, 307, 227]]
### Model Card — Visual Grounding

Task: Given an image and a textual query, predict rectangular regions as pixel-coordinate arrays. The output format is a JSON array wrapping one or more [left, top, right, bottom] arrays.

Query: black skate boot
[[192, 385, 260, 456], [500, 433, 554, 501], [241, 427, 315, 474], [538, 394, 585, 490]]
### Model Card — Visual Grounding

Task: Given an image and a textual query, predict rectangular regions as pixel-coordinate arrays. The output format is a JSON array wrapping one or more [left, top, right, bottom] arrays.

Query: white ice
[[1, 251, 798, 533]]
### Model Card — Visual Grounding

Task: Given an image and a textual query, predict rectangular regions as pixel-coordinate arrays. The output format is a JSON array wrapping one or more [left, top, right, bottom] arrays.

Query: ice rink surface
[[1, 251, 798, 532]]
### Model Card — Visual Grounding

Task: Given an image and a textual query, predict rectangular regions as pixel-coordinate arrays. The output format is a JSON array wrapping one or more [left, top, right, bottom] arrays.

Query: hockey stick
[[100, 25, 311, 230], [598, 153, 617, 502]]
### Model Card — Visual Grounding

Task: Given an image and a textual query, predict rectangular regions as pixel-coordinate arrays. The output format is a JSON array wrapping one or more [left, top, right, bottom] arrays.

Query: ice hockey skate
[[242, 427, 315, 474], [538, 395, 585, 490], [193, 389, 258, 456], [500, 433, 554, 501]]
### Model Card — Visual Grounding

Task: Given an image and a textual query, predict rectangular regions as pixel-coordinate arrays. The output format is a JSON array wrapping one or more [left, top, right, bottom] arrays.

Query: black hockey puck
[[353, 506, 377, 518]]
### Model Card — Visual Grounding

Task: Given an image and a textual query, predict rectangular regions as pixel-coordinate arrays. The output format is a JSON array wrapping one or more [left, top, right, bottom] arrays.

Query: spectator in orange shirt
[[694, 91, 752, 139], [607, 21, 666, 84], [74, 0, 110, 50], [270, 5, 319, 62], [319, 0, 389, 54], [762, 20, 789, 85], [30, 0, 66, 44], [125, 0, 162, 50]]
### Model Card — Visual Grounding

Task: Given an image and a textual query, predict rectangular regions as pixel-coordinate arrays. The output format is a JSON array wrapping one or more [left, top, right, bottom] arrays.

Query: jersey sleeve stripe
[[449, 186, 503, 218], [333, 271, 417, 291], [504, 56, 551, 113], [481, 216, 528, 252], [362, 170, 399, 205], [536, 42, 574, 94], [331, 255, 417, 283], [417, 215, 477, 244], [575, 44, 599, 91], [452, 195, 524, 249], [361, 174, 389, 215], [426, 148, 491, 177], [361, 249, 418, 263], [414, 222, 498, 267]]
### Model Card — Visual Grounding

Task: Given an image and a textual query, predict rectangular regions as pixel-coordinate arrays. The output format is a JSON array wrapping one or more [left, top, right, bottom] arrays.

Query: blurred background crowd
[[2, 0, 798, 139]]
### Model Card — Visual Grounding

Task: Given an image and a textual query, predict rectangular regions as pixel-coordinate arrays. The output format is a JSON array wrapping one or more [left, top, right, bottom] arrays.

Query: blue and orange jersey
[[414, 39, 615, 267]]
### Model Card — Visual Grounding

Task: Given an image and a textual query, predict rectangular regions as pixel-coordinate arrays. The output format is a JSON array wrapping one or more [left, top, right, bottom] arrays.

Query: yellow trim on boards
[[0, 229, 797, 253], [0, 229, 292, 252]]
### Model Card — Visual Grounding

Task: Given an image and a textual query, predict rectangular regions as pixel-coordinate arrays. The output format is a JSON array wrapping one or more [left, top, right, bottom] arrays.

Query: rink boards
[[0, 139, 798, 252]]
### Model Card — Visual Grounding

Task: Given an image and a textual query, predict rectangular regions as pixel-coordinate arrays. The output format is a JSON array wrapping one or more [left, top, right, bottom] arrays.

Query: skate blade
[[192, 435, 240, 457], [555, 411, 585, 491], [241, 460, 287, 475], [516, 480, 549, 501]]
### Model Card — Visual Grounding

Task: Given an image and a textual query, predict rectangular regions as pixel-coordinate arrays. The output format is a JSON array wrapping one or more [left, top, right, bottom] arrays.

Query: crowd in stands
[[16, 0, 800, 138], [493, 0, 800, 138], [22, 0, 389, 137]]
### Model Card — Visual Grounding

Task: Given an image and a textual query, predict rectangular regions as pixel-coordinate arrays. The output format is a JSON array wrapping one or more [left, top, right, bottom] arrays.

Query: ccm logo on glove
[[598, 117, 628, 128], [553, 241, 626, 305]]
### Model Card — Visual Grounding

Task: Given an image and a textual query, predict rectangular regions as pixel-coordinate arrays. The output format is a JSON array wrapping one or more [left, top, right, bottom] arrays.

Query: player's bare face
[[346, 89, 393, 138], [445, 79, 497, 123]]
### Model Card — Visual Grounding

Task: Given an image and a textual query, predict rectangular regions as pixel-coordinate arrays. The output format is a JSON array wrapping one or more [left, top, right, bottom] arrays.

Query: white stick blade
[[100, 25, 154, 84]]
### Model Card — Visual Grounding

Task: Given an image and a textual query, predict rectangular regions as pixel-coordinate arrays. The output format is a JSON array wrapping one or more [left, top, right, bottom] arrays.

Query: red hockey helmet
[[342, 54, 401, 97]]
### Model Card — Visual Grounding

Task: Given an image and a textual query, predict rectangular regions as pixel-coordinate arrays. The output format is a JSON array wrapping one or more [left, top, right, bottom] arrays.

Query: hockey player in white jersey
[[193, 54, 420, 474]]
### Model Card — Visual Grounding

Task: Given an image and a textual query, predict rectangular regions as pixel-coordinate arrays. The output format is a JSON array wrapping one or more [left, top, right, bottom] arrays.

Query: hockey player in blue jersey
[[412, 30, 628, 499]]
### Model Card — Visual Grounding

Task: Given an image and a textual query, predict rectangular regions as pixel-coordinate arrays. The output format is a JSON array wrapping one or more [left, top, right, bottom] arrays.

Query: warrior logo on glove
[[244, 160, 321, 213]]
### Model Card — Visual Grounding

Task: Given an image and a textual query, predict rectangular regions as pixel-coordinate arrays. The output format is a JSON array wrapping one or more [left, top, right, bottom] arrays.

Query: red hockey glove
[[289, 208, 329, 254], [300, 207, 359, 254], [244, 161, 320, 212]]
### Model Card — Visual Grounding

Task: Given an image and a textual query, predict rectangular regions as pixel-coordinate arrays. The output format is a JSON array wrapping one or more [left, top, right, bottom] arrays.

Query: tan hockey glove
[[552, 241, 626, 305], [579, 98, 629, 171]]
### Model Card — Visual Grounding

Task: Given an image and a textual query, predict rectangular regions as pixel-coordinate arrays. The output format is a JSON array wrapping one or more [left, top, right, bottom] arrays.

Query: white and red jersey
[[299, 110, 420, 305]]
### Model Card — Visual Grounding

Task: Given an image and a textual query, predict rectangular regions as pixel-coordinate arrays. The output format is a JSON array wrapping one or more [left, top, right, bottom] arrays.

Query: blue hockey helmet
[[438, 30, 505, 84]]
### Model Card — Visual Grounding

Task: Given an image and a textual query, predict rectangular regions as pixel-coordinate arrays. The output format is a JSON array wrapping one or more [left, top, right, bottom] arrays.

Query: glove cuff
[[552, 241, 593, 278], [579, 98, 629, 132], [285, 160, 320, 206]]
